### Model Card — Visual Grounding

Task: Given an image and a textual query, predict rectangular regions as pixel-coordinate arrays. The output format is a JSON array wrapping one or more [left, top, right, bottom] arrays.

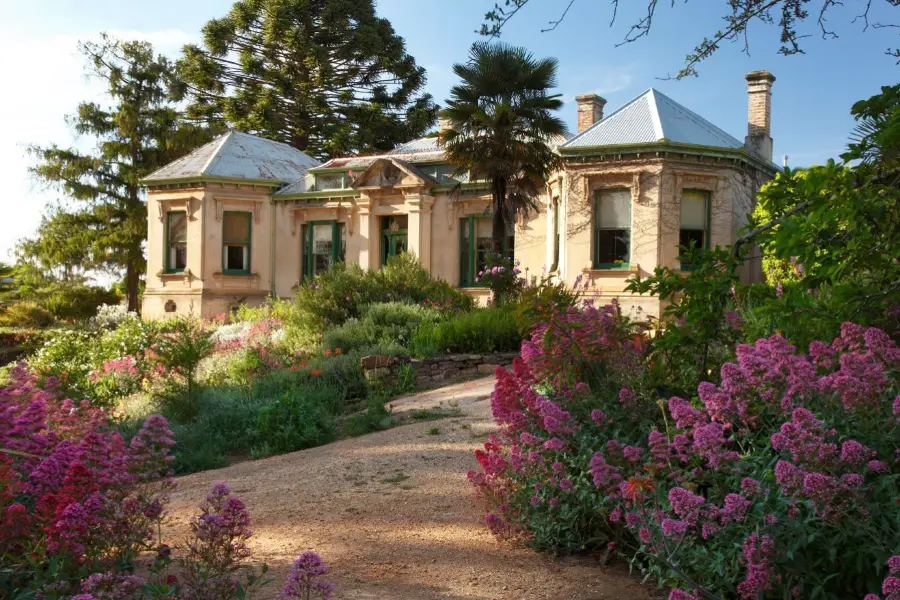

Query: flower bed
[[469, 302, 900, 599]]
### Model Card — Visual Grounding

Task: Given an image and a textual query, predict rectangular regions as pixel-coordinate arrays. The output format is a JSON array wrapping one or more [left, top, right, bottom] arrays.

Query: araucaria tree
[[175, 0, 438, 159], [440, 42, 566, 252], [29, 35, 213, 312]]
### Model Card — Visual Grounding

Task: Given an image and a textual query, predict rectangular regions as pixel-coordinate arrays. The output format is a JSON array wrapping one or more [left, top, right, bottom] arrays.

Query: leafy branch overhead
[[480, 0, 900, 78]]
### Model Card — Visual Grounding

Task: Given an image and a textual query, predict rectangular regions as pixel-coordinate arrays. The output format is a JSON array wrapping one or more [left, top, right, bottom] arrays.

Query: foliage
[[26, 34, 214, 310], [250, 385, 339, 458], [469, 304, 900, 600], [626, 245, 744, 395], [411, 307, 521, 356], [476, 253, 526, 306], [29, 329, 101, 400], [293, 253, 473, 334], [150, 318, 215, 421], [0, 302, 56, 328], [440, 42, 566, 251], [175, 0, 436, 159], [342, 392, 393, 438], [479, 0, 899, 78], [511, 273, 579, 336], [322, 301, 441, 355]]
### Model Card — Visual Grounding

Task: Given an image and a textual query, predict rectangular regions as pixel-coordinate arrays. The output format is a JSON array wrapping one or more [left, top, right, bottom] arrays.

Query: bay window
[[679, 190, 710, 270], [165, 211, 187, 273]]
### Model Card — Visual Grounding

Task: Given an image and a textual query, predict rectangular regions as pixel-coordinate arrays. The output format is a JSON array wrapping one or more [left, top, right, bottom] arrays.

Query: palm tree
[[439, 42, 567, 253]]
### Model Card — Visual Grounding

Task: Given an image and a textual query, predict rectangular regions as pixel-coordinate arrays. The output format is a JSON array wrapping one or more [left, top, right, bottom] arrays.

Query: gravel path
[[165, 377, 652, 599]]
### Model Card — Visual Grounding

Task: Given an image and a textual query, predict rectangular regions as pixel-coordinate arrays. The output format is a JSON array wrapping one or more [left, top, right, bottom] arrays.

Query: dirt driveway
[[165, 377, 653, 600]]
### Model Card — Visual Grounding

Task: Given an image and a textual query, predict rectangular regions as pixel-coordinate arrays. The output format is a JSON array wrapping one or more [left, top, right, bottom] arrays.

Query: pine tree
[[174, 0, 437, 159], [28, 34, 215, 312]]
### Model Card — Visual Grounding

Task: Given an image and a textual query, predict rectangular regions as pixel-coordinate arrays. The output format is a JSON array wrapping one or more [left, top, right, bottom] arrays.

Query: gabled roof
[[349, 157, 436, 189], [143, 130, 320, 184], [560, 88, 744, 151]]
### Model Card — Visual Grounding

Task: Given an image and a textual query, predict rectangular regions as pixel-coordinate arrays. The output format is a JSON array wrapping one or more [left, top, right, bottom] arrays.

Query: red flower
[[311, 369, 323, 377], [621, 477, 655, 501]]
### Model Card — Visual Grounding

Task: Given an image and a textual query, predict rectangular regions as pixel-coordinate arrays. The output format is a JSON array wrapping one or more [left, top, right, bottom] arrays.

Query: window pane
[[598, 189, 631, 228], [460, 218, 471, 286], [338, 223, 346, 262], [475, 218, 492, 275], [315, 174, 345, 190], [168, 212, 187, 243], [225, 245, 246, 271], [170, 246, 187, 270], [596, 229, 630, 264], [224, 213, 250, 243], [681, 191, 708, 230], [680, 229, 705, 250]]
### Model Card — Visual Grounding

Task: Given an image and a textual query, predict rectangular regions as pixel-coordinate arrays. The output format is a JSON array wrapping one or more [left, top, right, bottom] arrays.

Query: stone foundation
[[361, 352, 518, 385]]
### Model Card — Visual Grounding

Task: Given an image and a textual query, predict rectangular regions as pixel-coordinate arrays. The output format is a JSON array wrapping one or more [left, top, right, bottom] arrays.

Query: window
[[222, 212, 251, 274], [551, 198, 560, 272], [593, 189, 631, 268], [165, 211, 187, 273], [314, 173, 347, 190], [301, 221, 345, 278], [381, 215, 408, 267], [418, 164, 462, 184], [679, 190, 710, 270], [459, 215, 515, 287]]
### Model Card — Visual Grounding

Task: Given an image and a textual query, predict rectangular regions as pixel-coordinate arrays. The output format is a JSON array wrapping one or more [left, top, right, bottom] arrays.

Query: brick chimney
[[744, 70, 775, 161], [575, 93, 606, 133]]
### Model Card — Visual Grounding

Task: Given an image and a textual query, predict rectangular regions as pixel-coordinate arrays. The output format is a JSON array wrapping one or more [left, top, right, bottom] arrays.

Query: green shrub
[[512, 275, 579, 336], [152, 318, 214, 421], [28, 328, 99, 399], [322, 301, 441, 354], [250, 386, 338, 457], [27, 284, 120, 320], [295, 253, 473, 331], [412, 308, 521, 356], [0, 302, 56, 328], [342, 393, 392, 437]]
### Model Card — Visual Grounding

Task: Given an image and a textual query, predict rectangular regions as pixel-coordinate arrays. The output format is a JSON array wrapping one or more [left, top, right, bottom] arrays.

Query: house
[[141, 70, 777, 319]]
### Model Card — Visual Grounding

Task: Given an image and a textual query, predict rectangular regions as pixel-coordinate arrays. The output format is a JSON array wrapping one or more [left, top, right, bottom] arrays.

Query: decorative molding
[[157, 197, 199, 222], [155, 268, 195, 287], [213, 196, 264, 223]]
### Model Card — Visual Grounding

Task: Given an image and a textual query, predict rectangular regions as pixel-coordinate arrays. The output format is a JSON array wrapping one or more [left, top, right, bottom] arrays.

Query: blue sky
[[1, 0, 897, 262]]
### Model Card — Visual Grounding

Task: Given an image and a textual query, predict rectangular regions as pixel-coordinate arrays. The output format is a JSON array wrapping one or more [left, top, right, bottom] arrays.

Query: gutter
[[559, 141, 778, 175], [140, 175, 286, 188]]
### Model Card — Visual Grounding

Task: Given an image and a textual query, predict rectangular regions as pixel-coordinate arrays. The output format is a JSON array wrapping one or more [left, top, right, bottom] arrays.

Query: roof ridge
[[646, 89, 665, 141], [651, 89, 743, 147], [199, 130, 233, 175], [561, 88, 654, 148]]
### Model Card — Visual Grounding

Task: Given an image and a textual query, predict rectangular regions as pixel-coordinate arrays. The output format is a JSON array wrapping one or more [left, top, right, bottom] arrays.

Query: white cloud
[[561, 65, 637, 99], [0, 28, 196, 264]]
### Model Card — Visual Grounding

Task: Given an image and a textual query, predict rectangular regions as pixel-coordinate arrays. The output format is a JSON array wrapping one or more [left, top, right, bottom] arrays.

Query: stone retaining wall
[[361, 352, 518, 385]]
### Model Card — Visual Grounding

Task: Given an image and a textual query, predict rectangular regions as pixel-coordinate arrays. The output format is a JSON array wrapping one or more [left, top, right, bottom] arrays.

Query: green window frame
[[165, 211, 187, 274], [458, 215, 514, 288], [301, 220, 345, 279], [222, 211, 252, 275], [593, 188, 632, 269], [678, 190, 711, 271]]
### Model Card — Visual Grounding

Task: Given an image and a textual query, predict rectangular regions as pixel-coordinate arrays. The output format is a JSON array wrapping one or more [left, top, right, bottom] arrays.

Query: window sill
[[160, 270, 185, 277], [583, 265, 638, 277], [213, 271, 259, 280]]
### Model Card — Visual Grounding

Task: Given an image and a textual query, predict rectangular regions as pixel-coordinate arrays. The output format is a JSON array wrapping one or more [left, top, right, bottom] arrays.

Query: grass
[[426, 426, 441, 435], [381, 472, 410, 484]]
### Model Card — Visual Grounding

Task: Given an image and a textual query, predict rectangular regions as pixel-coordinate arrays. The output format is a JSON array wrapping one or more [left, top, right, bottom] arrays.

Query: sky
[[1, 0, 897, 266]]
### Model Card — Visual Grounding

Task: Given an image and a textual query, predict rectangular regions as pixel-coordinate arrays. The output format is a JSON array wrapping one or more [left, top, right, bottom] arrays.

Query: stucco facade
[[141, 72, 778, 320]]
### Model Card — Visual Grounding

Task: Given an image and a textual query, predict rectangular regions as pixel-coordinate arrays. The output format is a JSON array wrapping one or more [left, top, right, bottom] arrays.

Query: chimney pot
[[575, 93, 606, 133], [744, 71, 775, 161]]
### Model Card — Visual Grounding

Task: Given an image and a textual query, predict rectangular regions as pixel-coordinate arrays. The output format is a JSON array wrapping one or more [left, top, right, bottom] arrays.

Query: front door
[[380, 216, 408, 266]]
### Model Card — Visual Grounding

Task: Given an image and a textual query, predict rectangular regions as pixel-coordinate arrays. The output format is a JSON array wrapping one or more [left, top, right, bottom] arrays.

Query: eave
[[559, 140, 778, 174], [141, 175, 287, 188], [273, 189, 360, 202]]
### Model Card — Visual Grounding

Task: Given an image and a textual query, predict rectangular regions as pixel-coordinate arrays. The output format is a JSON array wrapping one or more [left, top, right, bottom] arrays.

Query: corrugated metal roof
[[389, 137, 442, 155], [144, 130, 320, 183], [561, 88, 744, 150]]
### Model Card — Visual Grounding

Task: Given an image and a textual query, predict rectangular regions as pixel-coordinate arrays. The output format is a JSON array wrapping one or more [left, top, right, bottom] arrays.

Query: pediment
[[350, 158, 434, 190]]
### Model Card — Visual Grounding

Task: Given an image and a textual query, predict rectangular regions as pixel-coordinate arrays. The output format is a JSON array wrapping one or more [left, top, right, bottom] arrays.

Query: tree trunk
[[126, 262, 139, 314], [491, 177, 507, 255]]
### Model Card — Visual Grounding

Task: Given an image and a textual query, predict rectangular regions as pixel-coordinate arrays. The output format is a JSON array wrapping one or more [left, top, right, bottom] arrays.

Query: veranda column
[[405, 192, 434, 270], [356, 195, 375, 270]]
